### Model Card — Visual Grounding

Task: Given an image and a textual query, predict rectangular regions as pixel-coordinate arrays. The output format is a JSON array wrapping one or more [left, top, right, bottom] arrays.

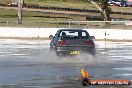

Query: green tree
[[99, 0, 111, 21], [88, 0, 111, 21]]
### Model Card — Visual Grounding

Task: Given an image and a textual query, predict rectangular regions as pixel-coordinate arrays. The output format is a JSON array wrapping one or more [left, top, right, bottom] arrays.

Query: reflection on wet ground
[[0, 39, 132, 88]]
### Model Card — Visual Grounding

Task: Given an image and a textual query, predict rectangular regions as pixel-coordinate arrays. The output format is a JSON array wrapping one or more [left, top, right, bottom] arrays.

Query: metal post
[[68, 21, 71, 28], [18, 0, 23, 24], [37, 27, 40, 55], [105, 31, 106, 51], [6, 21, 9, 27]]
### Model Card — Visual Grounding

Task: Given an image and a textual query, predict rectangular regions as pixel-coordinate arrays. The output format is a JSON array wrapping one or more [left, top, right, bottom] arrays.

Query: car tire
[[55, 51, 62, 56], [49, 46, 54, 53], [56, 51, 60, 56], [89, 47, 95, 55]]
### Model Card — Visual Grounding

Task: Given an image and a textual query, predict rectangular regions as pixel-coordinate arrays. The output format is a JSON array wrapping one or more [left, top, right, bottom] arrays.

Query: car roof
[[59, 28, 84, 31]]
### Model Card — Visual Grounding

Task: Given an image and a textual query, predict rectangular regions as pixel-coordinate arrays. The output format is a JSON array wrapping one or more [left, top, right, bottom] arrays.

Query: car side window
[[82, 31, 90, 38], [82, 32, 87, 37], [54, 31, 60, 37]]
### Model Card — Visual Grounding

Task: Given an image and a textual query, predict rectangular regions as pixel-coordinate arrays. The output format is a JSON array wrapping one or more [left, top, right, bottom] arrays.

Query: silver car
[[50, 28, 95, 56]]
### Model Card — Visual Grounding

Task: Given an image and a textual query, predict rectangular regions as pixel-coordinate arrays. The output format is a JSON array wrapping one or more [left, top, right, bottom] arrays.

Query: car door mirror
[[90, 36, 95, 39], [49, 35, 54, 39]]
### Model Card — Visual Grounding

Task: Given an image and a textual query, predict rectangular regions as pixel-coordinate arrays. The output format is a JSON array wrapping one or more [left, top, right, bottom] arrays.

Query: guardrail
[[0, 21, 131, 29], [0, 3, 132, 16]]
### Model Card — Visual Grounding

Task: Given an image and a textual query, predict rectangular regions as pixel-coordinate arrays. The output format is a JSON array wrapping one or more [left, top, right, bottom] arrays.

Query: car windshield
[[59, 30, 89, 39]]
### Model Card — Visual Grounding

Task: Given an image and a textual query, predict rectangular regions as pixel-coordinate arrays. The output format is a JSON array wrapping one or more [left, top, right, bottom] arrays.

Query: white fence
[[0, 21, 132, 29], [0, 27, 132, 40]]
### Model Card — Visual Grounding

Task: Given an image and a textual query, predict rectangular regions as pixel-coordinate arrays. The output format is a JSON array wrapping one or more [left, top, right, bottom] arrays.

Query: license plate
[[70, 50, 80, 55]]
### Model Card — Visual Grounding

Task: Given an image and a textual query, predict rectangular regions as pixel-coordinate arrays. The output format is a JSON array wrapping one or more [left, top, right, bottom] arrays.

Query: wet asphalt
[[0, 39, 132, 88]]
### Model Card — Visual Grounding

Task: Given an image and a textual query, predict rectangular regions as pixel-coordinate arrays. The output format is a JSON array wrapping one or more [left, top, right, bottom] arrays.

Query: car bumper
[[55, 46, 95, 55]]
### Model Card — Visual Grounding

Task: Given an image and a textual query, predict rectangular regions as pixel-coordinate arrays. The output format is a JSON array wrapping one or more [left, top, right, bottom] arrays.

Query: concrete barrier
[[0, 27, 132, 40]]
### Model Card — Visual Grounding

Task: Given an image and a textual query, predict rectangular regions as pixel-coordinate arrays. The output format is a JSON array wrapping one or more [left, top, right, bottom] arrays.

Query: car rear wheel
[[56, 51, 61, 56], [56, 51, 63, 56], [89, 47, 95, 55]]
